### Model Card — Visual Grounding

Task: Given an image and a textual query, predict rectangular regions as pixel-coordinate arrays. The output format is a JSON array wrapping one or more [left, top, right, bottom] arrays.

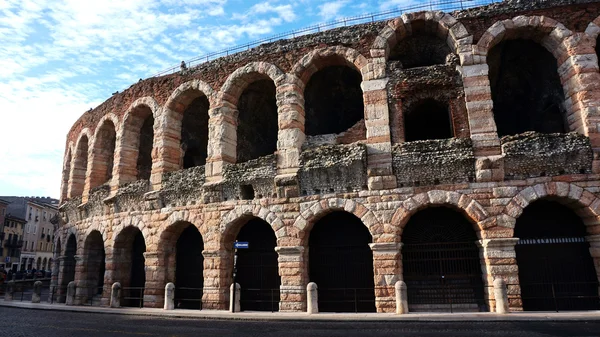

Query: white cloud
[[318, 0, 349, 20]]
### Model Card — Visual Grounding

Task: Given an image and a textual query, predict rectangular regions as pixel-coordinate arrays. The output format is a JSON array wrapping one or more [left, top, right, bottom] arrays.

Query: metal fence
[[239, 288, 280, 312], [317, 287, 381, 313], [152, 0, 500, 77], [520, 281, 600, 312]]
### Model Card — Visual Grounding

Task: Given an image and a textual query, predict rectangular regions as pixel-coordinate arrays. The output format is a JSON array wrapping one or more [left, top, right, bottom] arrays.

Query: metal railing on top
[[151, 0, 500, 77]]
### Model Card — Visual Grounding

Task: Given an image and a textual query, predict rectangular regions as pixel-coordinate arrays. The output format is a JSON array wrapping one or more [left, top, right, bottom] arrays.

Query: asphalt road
[[1, 307, 599, 337]]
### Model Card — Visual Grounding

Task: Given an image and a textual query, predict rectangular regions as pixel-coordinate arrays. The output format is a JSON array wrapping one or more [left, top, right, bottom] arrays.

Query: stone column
[[395, 280, 408, 314], [32, 281, 42, 303], [202, 249, 231, 310], [65, 281, 76, 306], [306, 282, 318, 314], [110, 282, 121, 308], [143, 252, 162, 308], [459, 63, 503, 182], [55, 256, 67, 303], [275, 246, 306, 312], [150, 108, 179, 190], [477, 238, 521, 311], [73, 255, 86, 305], [230, 283, 241, 312], [164, 283, 175, 310], [205, 105, 237, 184], [369, 242, 402, 313], [49, 255, 61, 303], [361, 73, 397, 191], [586, 234, 600, 295]]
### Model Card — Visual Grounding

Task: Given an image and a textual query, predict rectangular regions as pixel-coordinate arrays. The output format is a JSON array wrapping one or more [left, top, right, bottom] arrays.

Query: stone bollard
[[229, 283, 240, 313], [395, 281, 409, 314], [110, 282, 122, 308], [164, 283, 175, 310], [4, 281, 14, 301], [65, 281, 76, 306], [307, 282, 318, 314], [493, 278, 509, 314], [32, 281, 42, 303]]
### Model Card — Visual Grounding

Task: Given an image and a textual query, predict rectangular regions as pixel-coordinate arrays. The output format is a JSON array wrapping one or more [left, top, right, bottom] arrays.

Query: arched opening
[[488, 39, 567, 137], [308, 211, 375, 312], [42, 258, 47, 271], [234, 218, 280, 311], [36, 257, 41, 270], [90, 120, 117, 189], [236, 80, 278, 163], [113, 227, 146, 307], [84, 230, 105, 299], [174, 224, 204, 309], [596, 36, 600, 64], [515, 200, 600, 311], [136, 109, 154, 180], [304, 65, 365, 140], [404, 99, 454, 141], [389, 32, 451, 68], [402, 207, 486, 312], [181, 95, 210, 169], [70, 136, 89, 197], [59, 234, 77, 303]]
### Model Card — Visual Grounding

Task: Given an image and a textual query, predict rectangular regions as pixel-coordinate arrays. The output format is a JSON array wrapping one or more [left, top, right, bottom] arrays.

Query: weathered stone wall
[[55, 0, 600, 313]]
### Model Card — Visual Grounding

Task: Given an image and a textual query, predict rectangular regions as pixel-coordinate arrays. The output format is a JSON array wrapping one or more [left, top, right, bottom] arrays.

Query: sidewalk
[[1, 299, 600, 322]]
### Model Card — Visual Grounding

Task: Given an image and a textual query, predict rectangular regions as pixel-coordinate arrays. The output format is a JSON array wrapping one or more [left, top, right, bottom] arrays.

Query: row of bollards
[[4, 278, 510, 315]]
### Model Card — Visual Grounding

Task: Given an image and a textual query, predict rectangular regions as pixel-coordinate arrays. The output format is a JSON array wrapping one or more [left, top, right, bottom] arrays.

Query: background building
[[0, 214, 26, 272]]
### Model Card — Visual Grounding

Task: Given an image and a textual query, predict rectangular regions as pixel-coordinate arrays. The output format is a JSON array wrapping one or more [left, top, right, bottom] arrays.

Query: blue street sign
[[234, 241, 249, 249]]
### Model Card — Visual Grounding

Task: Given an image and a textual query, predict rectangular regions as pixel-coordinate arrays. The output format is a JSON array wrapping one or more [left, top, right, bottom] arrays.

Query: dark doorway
[[304, 66, 364, 137], [175, 224, 204, 309], [389, 33, 451, 68], [308, 211, 375, 313], [488, 39, 566, 136], [84, 230, 105, 300], [515, 200, 600, 311], [402, 207, 486, 312], [235, 218, 280, 311], [181, 95, 210, 169], [60, 234, 77, 303], [136, 114, 154, 180], [404, 99, 453, 141], [125, 230, 146, 307], [237, 80, 278, 163]]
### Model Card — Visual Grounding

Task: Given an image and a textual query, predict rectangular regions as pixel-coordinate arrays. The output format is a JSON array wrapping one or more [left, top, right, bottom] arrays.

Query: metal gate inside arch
[[402, 207, 486, 312], [515, 200, 600, 311]]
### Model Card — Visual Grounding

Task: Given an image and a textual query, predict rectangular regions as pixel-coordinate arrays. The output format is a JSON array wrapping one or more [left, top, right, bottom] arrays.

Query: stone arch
[[112, 217, 150, 248], [503, 182, 600, 234], [68, 129, 91, 198], [116, 97, 161, 183], [476, 16, 572, 62], [166, 80, 216, 111], [391, 190, 489, 239], [294, 198, 384, 246], [57, 224, 79, 256], [219, 62, 285, 108], [371, 11, 470, 62], [88, 113, 120, 190], [292, 46, 368, 87], [220, 204, 285, 246], [60, 143, 74, 201]]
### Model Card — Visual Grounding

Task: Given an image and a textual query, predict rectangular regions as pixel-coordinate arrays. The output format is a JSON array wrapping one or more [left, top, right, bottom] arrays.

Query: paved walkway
[[1, 299, 600, 322]]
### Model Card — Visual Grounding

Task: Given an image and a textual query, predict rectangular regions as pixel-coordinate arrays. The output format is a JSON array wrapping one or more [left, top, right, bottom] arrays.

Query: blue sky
[[0, 0, 487, 198]]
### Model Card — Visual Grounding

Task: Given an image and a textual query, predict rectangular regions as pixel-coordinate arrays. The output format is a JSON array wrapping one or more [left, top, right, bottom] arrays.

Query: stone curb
[[2, 300, 600, 322]]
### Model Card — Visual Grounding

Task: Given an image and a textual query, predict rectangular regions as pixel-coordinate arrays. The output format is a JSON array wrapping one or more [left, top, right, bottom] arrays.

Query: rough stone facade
[[55, 0, 600, 313]]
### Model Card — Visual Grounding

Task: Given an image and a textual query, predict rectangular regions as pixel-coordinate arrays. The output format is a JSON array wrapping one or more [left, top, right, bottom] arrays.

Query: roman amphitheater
[[54, 0, 600, 313]]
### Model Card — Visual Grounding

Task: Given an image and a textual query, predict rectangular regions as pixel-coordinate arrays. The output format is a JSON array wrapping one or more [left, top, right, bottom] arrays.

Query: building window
[[24, 241, 27, 251], [27, 225, 30, 233], [30, 241, 33, 250], [33, 225, 36, 234]]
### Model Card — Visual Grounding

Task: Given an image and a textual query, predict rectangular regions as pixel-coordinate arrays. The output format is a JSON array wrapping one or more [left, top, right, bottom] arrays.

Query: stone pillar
[[202, 249, 230, 310], [395, 281, 408, 314], [493, 278, 509, 314], [205, 105, 237, 184], [73, 255, 86, 305], [275, 246, 306, 312], [49, 255, 61, 303], [229, 283, 240, 313], [369, 242, 402, 313], [143, 252, 162, 308], [55, 256, 67, 303], [477, 238, 521, 311], [150, 107, 179, 190], [361, 76, 397, 191], [164, 282, 175, 310], [32, 281, 42, 303], [459, 63, 503, 182], [110, 282, 121, 308], [586, 235, 600, 294], [4, 280, 14, 301], [306, 282, 318, 314], [65, 281, 76, 306]]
